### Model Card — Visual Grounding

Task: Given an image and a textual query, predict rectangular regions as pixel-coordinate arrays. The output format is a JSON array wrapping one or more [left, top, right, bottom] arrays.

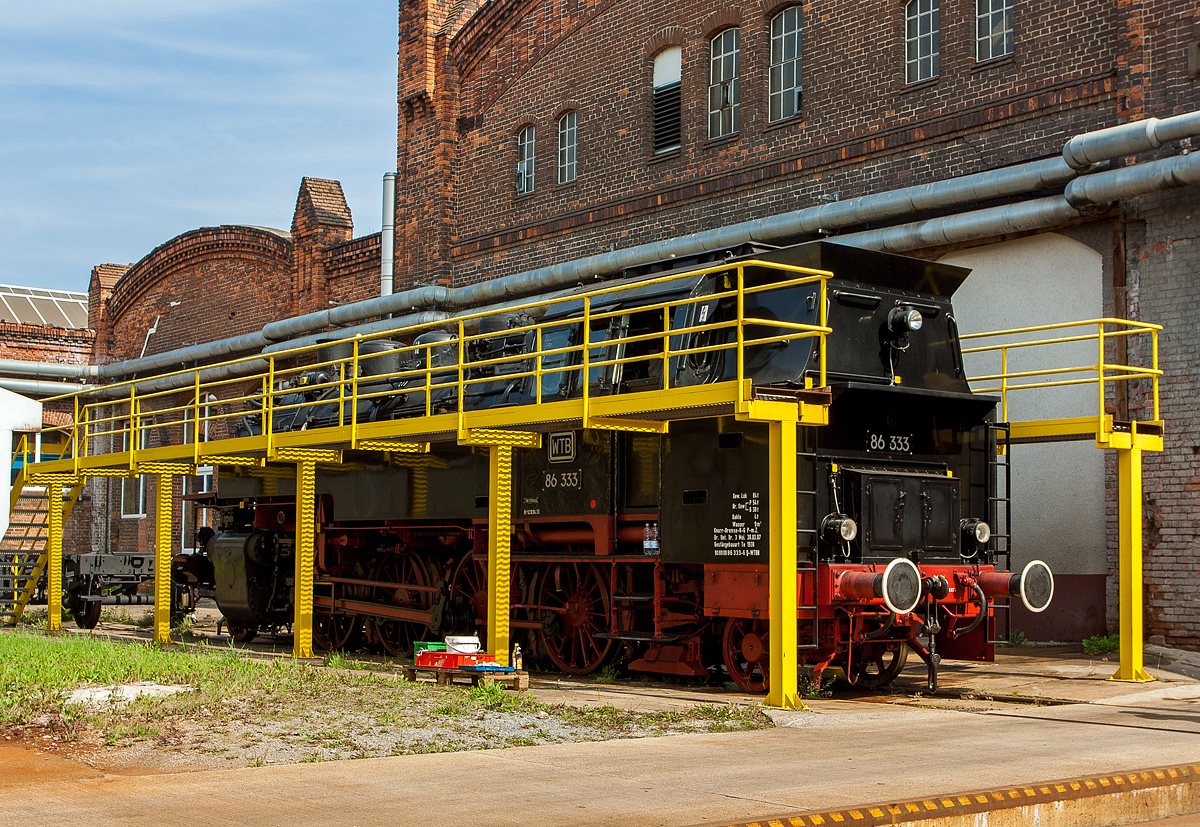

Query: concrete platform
[[1, 642, 1197, 827]]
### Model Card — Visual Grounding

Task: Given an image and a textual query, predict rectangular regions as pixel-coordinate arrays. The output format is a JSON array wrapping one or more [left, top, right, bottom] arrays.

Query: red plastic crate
[[415, 650, 497, 669]]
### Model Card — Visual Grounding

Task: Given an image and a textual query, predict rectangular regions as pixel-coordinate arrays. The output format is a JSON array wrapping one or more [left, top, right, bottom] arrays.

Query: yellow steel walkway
[[10, 258, 1165, 702]]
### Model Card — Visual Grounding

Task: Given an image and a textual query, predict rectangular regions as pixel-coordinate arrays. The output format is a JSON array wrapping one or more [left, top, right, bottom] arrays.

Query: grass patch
[[0, 630, 771, 767], [1006, 630, 1028, 648], [16, 607, 62, 627], [594, 665, 619, 685], [99, 607, 137, 624], [1083, 633, 1120, 655]]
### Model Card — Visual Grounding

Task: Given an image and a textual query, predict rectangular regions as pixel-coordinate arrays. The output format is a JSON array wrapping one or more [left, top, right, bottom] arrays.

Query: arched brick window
[[558, 111, 577, 184], [976, 0, 1013, 62], [516, 124, 536, 194], [904, 0, 939, 83], [769, 7, 803, 122], [708, 28, 740, 138], [652, 47, 682, 154]]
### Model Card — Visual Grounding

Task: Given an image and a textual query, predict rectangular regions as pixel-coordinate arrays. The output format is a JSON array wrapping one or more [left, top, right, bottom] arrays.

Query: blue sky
[[0, 1, 397, 293]]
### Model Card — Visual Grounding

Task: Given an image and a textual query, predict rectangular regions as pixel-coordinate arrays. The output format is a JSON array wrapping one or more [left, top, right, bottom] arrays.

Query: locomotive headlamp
[[961, 519, 991, 546], [888, 305, 924, 334], [821, 514, 858, 544]]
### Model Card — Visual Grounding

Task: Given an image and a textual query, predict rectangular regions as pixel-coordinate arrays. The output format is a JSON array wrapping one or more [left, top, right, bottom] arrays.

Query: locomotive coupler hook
[[947, 583, 989, 640], [862, 610, 896, 640]]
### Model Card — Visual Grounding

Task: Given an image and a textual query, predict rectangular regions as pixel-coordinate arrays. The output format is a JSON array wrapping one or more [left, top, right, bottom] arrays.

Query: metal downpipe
[[381, 172, 397, 299]]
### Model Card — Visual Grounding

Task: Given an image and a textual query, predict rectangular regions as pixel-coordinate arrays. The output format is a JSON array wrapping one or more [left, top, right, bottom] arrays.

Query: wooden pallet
[[402, 665, 530, 691]]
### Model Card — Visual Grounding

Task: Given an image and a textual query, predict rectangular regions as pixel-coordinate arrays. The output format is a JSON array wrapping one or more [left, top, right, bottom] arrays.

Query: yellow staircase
[[1, 436, 82, 626]]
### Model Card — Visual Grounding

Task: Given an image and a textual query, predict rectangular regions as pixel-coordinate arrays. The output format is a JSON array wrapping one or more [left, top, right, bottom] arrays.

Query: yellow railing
[[960, 318, 1162, 424], [36, 259, 833, 471]]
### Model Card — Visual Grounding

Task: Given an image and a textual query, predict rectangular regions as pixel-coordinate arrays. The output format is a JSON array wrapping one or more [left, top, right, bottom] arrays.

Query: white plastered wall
[[941, 233, 1107, 578]]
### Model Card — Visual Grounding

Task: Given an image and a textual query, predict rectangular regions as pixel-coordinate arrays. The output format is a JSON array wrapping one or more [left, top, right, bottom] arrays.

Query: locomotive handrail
[[960, 317, 1161, 425]]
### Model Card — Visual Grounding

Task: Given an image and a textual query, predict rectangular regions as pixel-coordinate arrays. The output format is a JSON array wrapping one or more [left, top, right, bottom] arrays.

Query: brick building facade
[[389, 0, 1200, 646], [79, 179, 384, 561]]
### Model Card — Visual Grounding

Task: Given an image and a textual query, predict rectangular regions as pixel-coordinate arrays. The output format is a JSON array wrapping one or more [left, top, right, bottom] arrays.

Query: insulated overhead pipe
[[838, 150, 1200, 252], [2, 110, 1198, 399], [1062, 110, 1200, 169]]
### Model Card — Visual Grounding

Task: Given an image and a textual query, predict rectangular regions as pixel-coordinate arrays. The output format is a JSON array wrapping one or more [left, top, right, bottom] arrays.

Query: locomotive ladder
[[985, 422, 1013, 645], [795, 439, 820, 651]]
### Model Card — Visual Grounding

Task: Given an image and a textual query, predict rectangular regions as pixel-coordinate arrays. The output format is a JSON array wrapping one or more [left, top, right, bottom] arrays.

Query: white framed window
[[180, 468, 213, 551], [558, 111, 577, 184], [120, 425, 147, 518], [769, 8, 803, 122], [652, 47, 682, 153], [708, 28, 740, 139], [976, 0, 1013, 62], [905, 0, 940, 83], [180, 395, 216, 550], [516, 125, 536, 194]]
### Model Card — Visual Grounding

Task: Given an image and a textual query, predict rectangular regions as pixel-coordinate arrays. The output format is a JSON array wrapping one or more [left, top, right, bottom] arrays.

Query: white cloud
[[1, 0, 307, 34]]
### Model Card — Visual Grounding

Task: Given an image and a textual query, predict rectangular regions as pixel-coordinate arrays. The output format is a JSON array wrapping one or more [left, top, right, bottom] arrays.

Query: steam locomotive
[[179, 241, 1053, 692]]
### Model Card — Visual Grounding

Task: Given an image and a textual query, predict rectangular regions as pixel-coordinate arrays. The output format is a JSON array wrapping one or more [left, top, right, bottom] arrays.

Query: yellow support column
[[293, 459, 317, 659], [46, 482, 64, 633], [488, 445, 513, 667], [766, 419, 802, 710], [458, 429, 540, 666], [273, 448, 339, 660], [1112, 445, 1154, 682], [153, 474, 173, 645]]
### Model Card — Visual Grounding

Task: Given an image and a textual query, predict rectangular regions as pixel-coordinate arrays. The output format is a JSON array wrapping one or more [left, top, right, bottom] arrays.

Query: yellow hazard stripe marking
[[704, 764, 1200, 827]]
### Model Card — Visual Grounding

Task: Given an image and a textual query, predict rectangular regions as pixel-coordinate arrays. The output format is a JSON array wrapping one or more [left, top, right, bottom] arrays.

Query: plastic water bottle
[[643, 523, 659, 556], [512, 643, 523, 671]]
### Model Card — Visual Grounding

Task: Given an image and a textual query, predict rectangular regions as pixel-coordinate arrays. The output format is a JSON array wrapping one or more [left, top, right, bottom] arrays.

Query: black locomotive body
[[185, 241, 1052, 691]]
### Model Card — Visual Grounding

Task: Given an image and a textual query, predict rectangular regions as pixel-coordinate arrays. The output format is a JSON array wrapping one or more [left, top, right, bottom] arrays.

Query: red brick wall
[[104, 226, 294, 363], [327, 233, 385, 304], [0, 323, 93, 365], [88, 179, 388, 560], [388, 0, 1199, 289], [393, 0, 1200, 647]]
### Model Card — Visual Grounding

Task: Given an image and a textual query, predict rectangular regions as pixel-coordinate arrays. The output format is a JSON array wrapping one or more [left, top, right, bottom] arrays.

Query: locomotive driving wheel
[[449, 554, 489, 636], [850, 643, 909, 689], [448, 554, 526, 643], [536, 561, 613, 676], [369, 550, 433, 657], [722, 617, 770, 693], [313, 611, 362, 652]]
